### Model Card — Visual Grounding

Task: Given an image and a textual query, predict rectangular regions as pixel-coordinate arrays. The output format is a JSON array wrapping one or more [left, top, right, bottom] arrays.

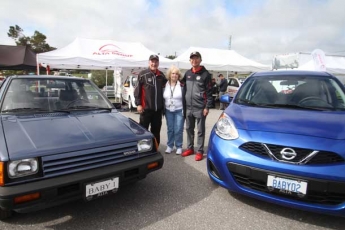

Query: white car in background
[[121, 75, 138, 111], [227, 77, 242, 97]]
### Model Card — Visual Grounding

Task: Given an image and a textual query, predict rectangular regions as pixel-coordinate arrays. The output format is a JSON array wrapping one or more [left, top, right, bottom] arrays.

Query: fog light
[[147, 162, 159, 170], [14, 192, 40, 204]]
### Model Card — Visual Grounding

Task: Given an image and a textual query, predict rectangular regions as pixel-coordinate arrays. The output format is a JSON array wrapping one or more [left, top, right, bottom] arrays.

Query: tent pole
[[36, 55, 40, 75], [106, 68, 108, 96], [114, 67, 117, 101]]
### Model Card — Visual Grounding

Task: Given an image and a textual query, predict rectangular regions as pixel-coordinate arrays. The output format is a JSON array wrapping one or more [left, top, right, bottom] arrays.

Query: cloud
[[0, 0, 344, 65]]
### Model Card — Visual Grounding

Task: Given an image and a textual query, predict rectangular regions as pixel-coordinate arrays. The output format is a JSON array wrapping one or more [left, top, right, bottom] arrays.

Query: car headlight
[[138, 139, 153, 152], [215, 113, 239, 140], [8, 158, 39, 178]]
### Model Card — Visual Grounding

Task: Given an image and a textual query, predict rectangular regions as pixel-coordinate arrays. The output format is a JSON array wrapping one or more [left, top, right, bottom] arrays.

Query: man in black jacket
[[134, 55, 167, 145], [181, 51, 213, 161]]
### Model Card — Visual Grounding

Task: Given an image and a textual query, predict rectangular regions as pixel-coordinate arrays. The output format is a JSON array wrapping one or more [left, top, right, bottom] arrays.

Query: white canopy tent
[[37, 38, 176, 103], [36, 37, 175, 71], [298, 55, 345, 76], [174, 47, 270, 73]]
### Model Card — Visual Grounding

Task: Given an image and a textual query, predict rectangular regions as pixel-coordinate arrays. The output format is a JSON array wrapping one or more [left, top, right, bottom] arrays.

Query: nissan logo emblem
[[280, 148, 297, 160]]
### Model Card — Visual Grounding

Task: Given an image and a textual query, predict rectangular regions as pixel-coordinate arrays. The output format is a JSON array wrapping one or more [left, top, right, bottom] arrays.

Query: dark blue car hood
[[228, 104, 345, 140], [1, 111, 149, 160]]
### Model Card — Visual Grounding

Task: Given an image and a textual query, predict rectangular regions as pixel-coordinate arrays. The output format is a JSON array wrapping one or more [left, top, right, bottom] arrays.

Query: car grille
[[239, 142, 344, 164], [42, 141, 153, 177], [228, 162, 345, 205]]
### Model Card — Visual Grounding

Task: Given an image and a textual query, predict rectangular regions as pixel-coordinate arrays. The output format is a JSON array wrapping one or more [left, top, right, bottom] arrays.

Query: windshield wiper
[[236, 98, 259, 106], [259, 104, 333, 111], [2, 108, 50, 113], [52, 109, 71, 114], [64, 106, 112, 112]]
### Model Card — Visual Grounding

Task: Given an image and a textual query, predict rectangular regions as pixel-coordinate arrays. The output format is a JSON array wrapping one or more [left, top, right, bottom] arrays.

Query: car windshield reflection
[[1, 77, 113, 113], [235, 75, 345, 111]]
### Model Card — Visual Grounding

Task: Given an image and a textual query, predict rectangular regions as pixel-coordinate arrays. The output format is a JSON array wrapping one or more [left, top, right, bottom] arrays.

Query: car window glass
[[123, 77, 130, 87], [1, 78, 112, 113], [236, 75, 345, 110], [132, 76, 138, 87]]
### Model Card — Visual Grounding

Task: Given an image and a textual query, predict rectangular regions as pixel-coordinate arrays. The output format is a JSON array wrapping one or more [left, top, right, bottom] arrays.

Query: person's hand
[[203, 108, 209, 116], [137, 105, 144, 114]]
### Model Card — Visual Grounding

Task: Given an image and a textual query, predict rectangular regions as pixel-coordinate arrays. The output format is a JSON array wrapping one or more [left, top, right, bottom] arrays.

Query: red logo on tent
[[93, 44, 133, 57]]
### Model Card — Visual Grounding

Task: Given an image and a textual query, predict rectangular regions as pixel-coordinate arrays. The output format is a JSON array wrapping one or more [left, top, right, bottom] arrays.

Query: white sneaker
[[176, 148, 182, 155], [165, 146, 172, 154]]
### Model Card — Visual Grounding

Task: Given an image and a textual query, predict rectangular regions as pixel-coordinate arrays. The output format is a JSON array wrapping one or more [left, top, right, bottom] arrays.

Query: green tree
[[166, 55, 176, 60], [7, 25, 56, 53], [90, 70, 114, 88]]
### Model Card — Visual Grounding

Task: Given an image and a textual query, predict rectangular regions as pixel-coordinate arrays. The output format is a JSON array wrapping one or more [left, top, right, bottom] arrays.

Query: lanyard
[[170, 81, 177, 99]]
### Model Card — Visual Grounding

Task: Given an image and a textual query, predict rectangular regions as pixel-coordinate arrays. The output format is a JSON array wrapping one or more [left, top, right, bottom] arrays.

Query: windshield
[[235, 74, 345, 111], [1, 78, 113, 113]]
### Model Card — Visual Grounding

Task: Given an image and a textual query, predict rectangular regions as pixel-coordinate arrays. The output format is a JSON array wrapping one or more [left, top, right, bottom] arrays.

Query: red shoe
[[181, 149, 194, 157], [195, 153, 203, 161]]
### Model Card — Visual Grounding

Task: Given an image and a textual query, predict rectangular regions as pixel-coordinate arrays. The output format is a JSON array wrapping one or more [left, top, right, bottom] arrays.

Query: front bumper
[[0, 153, 163, 213], [207, 130, 345, 217]]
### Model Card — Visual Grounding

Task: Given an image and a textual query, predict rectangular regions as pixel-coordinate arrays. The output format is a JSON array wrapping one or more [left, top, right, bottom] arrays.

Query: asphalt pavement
[[1, 107, 345, 230]]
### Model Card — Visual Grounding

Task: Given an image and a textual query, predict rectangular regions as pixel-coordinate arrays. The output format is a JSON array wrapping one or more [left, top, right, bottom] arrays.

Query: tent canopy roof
[[174, 46, 270, 72], [0, 45, 37, 70], [298, 55, 345, 75], [37, 37, 174, 70]]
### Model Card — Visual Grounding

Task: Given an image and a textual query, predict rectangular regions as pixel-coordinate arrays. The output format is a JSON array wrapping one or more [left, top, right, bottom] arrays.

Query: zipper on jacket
[[154, 73, 157, 111]]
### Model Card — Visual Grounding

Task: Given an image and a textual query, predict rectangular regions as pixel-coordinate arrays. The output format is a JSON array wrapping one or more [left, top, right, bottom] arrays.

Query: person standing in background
[[211, 78, 219, 108], [218, 74, 227, 110], [134, 54, 167, 145], [163, 66, 185, 155], [181, 51, 213, 161]]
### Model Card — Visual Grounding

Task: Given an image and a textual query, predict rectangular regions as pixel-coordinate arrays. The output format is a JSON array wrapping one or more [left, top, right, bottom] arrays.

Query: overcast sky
[[1, 0, 344, 64]]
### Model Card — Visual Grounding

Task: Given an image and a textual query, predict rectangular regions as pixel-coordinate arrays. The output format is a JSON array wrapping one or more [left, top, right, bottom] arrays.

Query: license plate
[[85, 177, 119, 201], [267, 175, 307, 195]]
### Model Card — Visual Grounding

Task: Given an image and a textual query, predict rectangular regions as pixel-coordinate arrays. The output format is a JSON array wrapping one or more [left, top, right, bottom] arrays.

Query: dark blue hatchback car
[[207, 70, 345, 217], [0, 75, 163, 219]]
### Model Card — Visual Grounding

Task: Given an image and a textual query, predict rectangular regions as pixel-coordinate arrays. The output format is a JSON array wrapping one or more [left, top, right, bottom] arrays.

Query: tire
[[0, 208, 13, 220]]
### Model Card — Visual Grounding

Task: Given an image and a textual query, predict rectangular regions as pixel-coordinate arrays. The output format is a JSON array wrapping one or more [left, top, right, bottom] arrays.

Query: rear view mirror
[[220, 94, 232, 103], [280, 80, 298, 86]]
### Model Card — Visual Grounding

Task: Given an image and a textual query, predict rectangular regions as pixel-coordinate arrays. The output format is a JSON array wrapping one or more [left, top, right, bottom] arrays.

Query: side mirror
[[220, 94, 233, 103]]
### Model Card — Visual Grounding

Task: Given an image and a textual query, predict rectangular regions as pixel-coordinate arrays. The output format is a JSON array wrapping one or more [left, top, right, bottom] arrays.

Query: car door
[[227, 78, 241, 97], [122, 77, 130, 101]]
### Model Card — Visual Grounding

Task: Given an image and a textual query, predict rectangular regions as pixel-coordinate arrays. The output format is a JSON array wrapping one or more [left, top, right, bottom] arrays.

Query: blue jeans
[[165, 109, 184, 149]]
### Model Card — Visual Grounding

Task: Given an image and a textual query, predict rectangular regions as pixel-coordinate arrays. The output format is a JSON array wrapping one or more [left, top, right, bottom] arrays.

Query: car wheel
[[0, 208, 13, 220]]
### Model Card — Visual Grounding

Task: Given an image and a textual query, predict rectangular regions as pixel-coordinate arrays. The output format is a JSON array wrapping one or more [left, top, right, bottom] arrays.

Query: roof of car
[[8, 75, 85, 80], [252, 70, 333, 77]]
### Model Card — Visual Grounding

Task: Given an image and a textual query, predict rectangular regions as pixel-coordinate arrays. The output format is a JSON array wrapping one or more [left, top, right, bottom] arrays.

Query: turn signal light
[[147, 162, 159, 170], [0, 162, 4, 186], [14, 192, 40, 204]]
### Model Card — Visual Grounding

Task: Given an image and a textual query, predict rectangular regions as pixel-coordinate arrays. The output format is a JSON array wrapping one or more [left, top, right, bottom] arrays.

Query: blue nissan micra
[[207, 70, 345, 217]]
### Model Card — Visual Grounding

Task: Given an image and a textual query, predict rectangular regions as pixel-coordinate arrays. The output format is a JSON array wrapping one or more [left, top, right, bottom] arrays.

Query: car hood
[[2, 111, 149, 160], [228, 104, 345, 140]]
